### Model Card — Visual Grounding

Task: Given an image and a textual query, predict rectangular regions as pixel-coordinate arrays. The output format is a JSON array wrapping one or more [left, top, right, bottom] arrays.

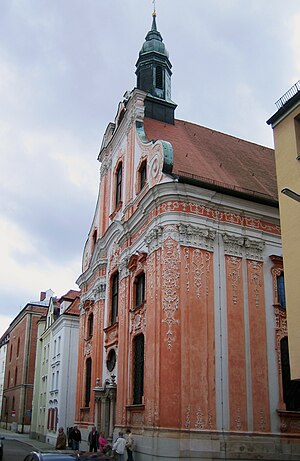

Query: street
[[2, 438, 35, 461]]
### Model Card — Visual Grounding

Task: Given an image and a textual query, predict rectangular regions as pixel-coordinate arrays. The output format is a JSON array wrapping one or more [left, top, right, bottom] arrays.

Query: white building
[[31, 290, 80, 446]]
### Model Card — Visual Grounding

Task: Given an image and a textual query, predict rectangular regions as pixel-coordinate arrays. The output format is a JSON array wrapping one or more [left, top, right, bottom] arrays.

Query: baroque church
[[75, 11, 300, 460]]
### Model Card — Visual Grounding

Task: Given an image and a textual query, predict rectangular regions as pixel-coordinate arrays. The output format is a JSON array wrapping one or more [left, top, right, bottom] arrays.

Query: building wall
[[73, 89, 300, 459], [1, 305, 47, 432], [271, 102, 300, 379], [0, 340, 8, 418]]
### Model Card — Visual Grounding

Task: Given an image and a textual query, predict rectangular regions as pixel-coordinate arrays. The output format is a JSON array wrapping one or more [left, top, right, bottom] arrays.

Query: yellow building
[[267, 81, 300, 380]]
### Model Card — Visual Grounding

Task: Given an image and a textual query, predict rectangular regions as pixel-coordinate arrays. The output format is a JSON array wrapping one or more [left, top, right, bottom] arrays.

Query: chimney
[[40, 291, 46, 301]]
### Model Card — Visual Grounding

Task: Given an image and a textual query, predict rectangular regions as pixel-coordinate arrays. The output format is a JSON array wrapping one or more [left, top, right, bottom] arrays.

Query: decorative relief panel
[[178, 224, 215, 251], [161, 228, 180, 350], [192, 249, 211, 298], [223, 234, 265, 260], [100, 156, 112, 178], [145, 224, 215, 254], [119, 257, 129, 280], [131, 304, 146, 334], [185, 404, 191, 429], [227, 256, 242, 306], [248, 260, 263, 308]]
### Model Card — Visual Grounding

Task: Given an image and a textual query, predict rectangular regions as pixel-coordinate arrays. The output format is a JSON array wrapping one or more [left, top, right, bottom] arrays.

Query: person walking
[[88, 426, 99, 452], [55, 427, 67, 450], [125, 428, 134, 461], [112, 431, 126, 461], [99, 431, 111, 454], [71, 425, 82, 451]]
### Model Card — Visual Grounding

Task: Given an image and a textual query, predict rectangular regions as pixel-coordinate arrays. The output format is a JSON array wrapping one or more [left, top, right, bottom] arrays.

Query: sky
[[0, 0, 299, 338]]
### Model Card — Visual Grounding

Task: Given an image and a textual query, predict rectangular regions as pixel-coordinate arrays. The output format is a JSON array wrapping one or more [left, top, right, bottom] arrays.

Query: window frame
[[115, 162, 123, 208], [133, 334, 145, 405], [111, 272, 119, 325], [135, 272, 145, 308]]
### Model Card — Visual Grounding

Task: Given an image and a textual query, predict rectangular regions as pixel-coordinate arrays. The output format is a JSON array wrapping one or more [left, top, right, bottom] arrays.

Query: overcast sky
[[0, 0, 299, 338]]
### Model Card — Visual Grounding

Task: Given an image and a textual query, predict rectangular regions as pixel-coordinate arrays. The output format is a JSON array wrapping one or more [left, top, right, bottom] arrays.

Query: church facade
[[75, 13, 300, 460]]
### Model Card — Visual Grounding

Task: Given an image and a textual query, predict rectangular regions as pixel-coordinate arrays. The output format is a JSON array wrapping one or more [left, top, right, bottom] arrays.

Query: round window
[[106, 349, 116, 372]]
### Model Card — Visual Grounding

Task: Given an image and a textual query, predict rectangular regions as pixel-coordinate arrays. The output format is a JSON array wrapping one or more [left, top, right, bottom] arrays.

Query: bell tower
[[136, 11, 177, 124]]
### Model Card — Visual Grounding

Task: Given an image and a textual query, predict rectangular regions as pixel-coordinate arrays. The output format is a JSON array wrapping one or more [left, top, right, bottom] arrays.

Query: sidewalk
[[0, 427, 54, 452]]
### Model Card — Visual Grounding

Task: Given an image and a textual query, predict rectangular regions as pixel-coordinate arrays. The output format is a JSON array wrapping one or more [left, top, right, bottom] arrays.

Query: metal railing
[[275, 80, 300, 110]]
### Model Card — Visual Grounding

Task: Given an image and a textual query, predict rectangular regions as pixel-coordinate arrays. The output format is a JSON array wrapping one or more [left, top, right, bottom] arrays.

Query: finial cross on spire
[[152, 0, 156, 16]]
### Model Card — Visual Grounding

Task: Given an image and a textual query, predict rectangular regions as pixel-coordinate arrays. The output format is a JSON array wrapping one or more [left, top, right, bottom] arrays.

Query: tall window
[[9, 344, 13, 362], [156, 66, 163, 89], [17, 338, 20, 357], [14, 367, 18, 386], [115, 163, 122, 207], [85, 357, 92, 408], [111, 272, 119, 324], [87, 313, 94, 338], [135, 272, 145, 308], [280, 337, 300, 410], [139, 161, 147, 191], [277, 273, 286, 308], [133, 334, 144, 405]]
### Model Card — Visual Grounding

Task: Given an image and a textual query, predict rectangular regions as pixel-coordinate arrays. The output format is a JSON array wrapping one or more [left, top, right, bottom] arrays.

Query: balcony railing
[[275, 80, 300, 110]]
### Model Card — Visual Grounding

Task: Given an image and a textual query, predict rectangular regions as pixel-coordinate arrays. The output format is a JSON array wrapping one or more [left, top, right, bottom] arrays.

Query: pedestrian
[[112, 431, 126, 461], [55, 427, 67, 450], [67, 427, 74, 448], [71, 425, 82, 451], [88, 425, 99, 452], [125, 428, 134, 461], [99, 431, 110, 454]]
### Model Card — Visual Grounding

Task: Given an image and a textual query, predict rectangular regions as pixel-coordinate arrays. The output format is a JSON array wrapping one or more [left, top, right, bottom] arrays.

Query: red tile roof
[[144, 118, 277, 204], [65, 296, 80, 316], [59, 289, 80, 303]]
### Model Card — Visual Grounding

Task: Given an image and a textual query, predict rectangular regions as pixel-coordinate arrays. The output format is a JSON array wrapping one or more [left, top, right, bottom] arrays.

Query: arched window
[[135, 272, 145, 308], [280, 337, 300, 410], [17, 338, 20, 357], [156, 66, 163, 89], [12, 396, 15, 411], [7, 370, 10, 388], [111, 272, 119, 324], [133, 334, 144, 405], [87, 313, 94, 338], [14, 367, 18, 386], [9, 344, 13, 362], [85, 357, 92, 408], [115, 163, 123, 207]]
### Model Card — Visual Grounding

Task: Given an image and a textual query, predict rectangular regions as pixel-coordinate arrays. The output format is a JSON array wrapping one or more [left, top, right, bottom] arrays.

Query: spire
[[135, 10, 177, 124], [151, 0, 157, 31]]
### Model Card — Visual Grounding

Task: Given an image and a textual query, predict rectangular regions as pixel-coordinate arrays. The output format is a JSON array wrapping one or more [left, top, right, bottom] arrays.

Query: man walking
[[125, 428, 134, 461], [112, 431, 126, 461], [72, 425, 82, 451], [88, 426, 99, 452]]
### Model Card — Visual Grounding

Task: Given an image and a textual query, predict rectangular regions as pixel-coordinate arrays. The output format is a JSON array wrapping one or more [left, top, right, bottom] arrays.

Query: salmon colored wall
[[247, 260, 270, 432], [225, 255, 248, 431], [180, 246, 215, 430]]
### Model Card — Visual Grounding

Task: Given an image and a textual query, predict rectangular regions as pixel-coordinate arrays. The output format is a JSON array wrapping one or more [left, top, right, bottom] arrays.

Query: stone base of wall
[[118, 428, 300, 461]]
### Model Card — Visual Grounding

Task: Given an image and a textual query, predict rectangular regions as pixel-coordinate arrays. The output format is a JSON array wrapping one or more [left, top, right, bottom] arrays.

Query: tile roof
[[144, 118, 277, 204], [65, 296, 80, 316]]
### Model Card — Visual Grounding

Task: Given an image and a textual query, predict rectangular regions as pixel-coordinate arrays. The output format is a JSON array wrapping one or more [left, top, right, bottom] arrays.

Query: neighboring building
[[0, 330, 9, 420], [0, 290, 53, 433], [75, 12, 300, 460], [267, 81, 300, 380], [31, 290, 80, 446]]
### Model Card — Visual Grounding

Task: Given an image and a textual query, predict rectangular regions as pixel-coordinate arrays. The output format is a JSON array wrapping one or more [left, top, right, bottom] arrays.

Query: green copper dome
[[139, 14, 169, 58]]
